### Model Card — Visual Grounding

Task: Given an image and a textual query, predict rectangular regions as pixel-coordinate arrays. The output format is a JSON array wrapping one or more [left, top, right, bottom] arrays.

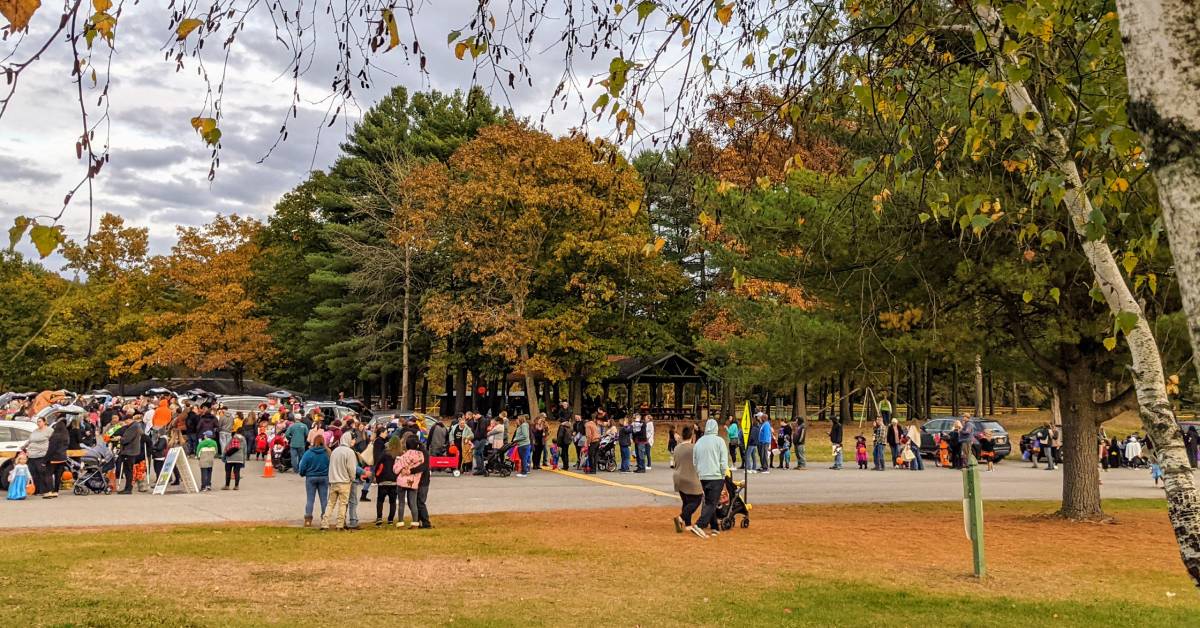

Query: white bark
[[1114, 0, 1200, 391], [978, 4, 1200, 584], [974, 353, 984, 416]]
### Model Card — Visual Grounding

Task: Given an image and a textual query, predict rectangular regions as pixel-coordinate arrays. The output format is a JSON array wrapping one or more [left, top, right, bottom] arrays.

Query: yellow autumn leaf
[[176, 17, 203, 41], [0, 0, 41, 32], [715, 3, 732, 25], [627, 200, 641, 216], [382, 8, 401, 51], [1109, 177, 1129, 192], [454, 41, 468, 60], [1039, 18, 1053, 43], [92, 0, 110, 11]]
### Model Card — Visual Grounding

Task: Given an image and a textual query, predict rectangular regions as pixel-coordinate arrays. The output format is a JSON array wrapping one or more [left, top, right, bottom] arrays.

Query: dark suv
[[918, 417, 1012, 461]]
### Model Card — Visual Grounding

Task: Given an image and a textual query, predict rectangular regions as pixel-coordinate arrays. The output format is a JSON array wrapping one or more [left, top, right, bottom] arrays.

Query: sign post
[[152, 447, 198, 495], [740, 401, 751, 499], [962, 452, 986, 578]]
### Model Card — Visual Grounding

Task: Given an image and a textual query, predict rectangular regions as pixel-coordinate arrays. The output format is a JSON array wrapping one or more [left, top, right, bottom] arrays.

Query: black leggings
[[49, 461, 66, 493], [679, 492, 702, 526], [696, 479, 724, 531], [532, 443, 544, 468], [223, 462, 242, 487], [376, 485, 398, 522]]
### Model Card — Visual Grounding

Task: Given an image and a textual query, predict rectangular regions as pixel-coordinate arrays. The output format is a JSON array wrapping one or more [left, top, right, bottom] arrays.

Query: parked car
[[0, 419, 36, 491], [303, 401, 363, 422], [1019, 427, 1065, 464], [918, 417, 1012, 461], [217, 395, 271, 414]]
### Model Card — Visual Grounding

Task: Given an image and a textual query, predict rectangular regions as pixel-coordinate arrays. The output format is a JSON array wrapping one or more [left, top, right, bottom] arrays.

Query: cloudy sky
[[3, 2, 693, 268]]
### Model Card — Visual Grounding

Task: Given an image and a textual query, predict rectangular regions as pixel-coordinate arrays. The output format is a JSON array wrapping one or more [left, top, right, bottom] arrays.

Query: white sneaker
[[689, 526, 708, 539]]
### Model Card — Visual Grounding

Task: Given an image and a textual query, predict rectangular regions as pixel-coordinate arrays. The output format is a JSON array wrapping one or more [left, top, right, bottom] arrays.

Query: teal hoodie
[[693, 419, 730, 480]]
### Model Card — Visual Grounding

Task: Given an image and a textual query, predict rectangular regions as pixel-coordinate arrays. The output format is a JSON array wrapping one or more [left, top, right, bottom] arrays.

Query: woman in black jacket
[[555, 419, 573, 470], [374, 436, 402, 526], [46, 421, 71, 498]]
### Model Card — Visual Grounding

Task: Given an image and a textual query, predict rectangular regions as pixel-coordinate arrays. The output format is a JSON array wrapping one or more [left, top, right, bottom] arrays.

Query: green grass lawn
[[2, 499, 1194, 627]]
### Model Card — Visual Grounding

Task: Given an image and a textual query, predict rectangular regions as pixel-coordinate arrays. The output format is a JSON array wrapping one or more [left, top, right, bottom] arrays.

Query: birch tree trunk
[[519, 345, 540, 419], [400, 245, 412, 412], [974, 354, 984, 416], [1114, 0, 1200, 390], [979, 3, 1200, 585]]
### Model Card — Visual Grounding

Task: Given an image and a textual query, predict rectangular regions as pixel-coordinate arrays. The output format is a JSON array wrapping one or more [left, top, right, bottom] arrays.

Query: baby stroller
[[484, 441, 516, 477], [272, 442, 292, 472], [72, 443, 116, 495], [595, 434, 618, 472], [717, 474, 751, 530]]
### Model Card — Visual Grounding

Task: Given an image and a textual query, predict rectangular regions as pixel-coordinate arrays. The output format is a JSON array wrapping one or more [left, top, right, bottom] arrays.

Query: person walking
[[793, 417, 807, 469], [879, 394, 893, 423], [691, 419, 730, 538], [298, 436, 330, 527], [285, 418, 309, 474], [671, 425, 702, 533], [513, 415, 532, 477], [23, 416, 53, 496], [221, 431, 247, 490], [745, 414, 760, 471], [118, 416, 147, 493]]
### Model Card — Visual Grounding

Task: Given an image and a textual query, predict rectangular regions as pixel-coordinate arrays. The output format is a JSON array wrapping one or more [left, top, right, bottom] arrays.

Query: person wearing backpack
[[222, 431, 247, 490], [630, 414, 647, 473], [195, 431, 218, 492]]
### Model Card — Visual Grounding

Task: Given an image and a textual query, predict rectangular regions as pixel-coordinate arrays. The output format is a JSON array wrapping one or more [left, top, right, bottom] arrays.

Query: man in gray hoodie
[[691, 418, 730, 538], [324, 432, 359, 530]]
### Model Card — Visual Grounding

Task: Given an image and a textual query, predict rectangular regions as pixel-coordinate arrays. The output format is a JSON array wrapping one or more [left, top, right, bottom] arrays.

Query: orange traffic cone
[[262, 455, 275, 478]]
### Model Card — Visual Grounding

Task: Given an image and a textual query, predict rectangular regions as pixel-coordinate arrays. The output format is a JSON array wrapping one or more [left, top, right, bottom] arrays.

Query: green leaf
[[447, 30, 461, 44], [1089, 285, 1106, 303], [8, 216, 30, 252], [1103, 337, 1117, 351], [1022, 290, 1033, 304], [28, 223, 64, 258], [970, 214, 992, 233], [1148, 273, 1158, 295], [851, 157, 874, 176], [918, 212, 931, 223], [973, 29, 987, 53], [1116, 311, 1139, 335], [1121, 251, 1138, 275], [1049, 287, 1060, 304], [636, 1, 656, 22]]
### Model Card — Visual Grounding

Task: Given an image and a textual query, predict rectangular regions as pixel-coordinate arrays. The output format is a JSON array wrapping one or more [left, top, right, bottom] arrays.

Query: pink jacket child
[[393, 449, 424, 490]]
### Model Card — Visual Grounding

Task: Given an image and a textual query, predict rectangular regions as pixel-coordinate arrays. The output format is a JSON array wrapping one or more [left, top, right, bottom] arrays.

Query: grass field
[[2, 499, 1196, 627]]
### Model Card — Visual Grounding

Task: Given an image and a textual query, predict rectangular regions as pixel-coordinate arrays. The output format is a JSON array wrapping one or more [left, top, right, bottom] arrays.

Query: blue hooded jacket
[[297, 445, 330, 478]]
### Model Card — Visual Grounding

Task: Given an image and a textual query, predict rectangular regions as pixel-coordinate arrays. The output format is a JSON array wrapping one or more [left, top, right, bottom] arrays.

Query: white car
[[0, 419, 36, 491]]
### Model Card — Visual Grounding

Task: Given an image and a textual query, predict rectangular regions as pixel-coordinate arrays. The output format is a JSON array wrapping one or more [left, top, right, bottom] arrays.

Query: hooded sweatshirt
[[328, 432, 359, 484], [152, 399, 173, 428], [298, 445, 330, 478], [693, 419, 730, 480]]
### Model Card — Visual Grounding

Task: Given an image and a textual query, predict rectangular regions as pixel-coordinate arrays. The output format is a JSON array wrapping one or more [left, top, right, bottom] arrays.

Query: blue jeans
[[620, 444, 630, 471], [794, 444, 806, 468], [757, 444, 768, 469], [833, 446, 844, 469], [910, 442, 924, 470], [305, 476, 329, 518], [473, 440, 487, 474], [290, 446, 304, 472], [635, 442, 647, 471], [643, 443, 652, 467], [780, 449, 791, 467], [746, 444, 759, 470], [518, 445, 532, 474], [872, 443, 885, 470]]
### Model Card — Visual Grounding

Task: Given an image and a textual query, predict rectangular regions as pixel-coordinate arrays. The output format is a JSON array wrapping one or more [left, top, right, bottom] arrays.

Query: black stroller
[[594, 434, 618, 472], [272, 441, 292, 472], [72, 443, 116, 495], [717, 474, 751, 530], [484, 441, 516, 477]]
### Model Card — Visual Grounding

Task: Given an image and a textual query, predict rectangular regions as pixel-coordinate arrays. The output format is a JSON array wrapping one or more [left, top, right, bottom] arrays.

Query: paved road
[[0, 458, 1167, 529]]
